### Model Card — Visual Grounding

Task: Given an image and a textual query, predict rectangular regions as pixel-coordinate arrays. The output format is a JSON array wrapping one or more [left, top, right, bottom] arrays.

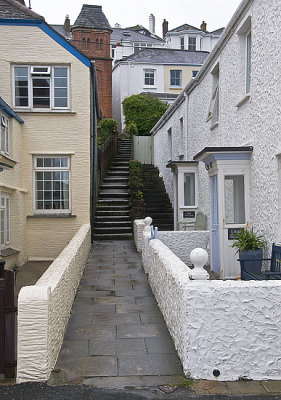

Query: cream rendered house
[[0, 0, 100, 269]]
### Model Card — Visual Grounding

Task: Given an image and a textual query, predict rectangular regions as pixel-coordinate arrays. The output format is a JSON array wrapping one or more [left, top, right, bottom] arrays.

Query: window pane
[[246, 31, 251, 94], [170, 70, 181, 86], [43, 158, 52, 167], [54, 68, 67, 77], [224, 175, 245, 224], [14, 67, 28, 107], [54, 98, 68, 108], [184, 173, 195, 206], [54, 68, 68, 108]]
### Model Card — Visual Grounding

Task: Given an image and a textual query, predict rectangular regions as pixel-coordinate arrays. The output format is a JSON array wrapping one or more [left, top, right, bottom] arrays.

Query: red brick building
[[71, 5, 112, 118]]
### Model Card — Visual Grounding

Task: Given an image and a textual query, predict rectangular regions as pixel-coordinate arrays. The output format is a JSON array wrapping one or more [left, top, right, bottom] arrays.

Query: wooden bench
[[239, 243, 281, 280]]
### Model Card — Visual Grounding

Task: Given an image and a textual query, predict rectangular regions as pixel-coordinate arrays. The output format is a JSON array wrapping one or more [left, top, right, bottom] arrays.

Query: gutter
[[150, 0, 253, 135]]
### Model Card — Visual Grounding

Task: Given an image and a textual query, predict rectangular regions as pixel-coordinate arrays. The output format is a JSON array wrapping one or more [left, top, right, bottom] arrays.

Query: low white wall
[[148, 239, 281, 381], [133, 219, 145, 252], [17, 224, 91, 383]]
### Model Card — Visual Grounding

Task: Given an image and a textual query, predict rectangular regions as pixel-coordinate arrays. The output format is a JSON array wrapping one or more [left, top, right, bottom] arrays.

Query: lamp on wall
[[205, 162, 212, 170]]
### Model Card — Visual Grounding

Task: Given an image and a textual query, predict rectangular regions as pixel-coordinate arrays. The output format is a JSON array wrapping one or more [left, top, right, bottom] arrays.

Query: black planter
[[239, 249, 263, 279]]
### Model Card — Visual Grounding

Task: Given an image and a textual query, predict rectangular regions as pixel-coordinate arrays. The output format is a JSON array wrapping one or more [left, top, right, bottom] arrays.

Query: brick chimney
[[200, 21, 207, 31], [64, 15, 71, 32], [162, 19, 168, 38]]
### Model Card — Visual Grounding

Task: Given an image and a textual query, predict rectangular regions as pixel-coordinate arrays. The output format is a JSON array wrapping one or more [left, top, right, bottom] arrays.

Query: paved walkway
[[50, 240, 185, 387]]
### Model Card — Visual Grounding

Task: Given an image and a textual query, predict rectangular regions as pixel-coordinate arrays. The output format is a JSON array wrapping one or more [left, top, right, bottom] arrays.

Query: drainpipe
[[90, 61, 98, 242]]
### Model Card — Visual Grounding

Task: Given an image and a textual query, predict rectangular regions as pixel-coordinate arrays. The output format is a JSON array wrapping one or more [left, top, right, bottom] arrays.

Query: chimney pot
[[149, 13, 155, 34], [200, 21, 207, 31], [162, 19, 169, 38], [64, 15, 71, 32]]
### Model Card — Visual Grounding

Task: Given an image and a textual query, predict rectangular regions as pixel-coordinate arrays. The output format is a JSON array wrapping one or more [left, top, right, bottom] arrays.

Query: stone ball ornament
[[189, 248, 209, 280]]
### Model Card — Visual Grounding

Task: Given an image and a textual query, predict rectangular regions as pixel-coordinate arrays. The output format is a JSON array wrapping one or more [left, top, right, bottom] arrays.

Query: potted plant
[[231, 228, 267, 278]]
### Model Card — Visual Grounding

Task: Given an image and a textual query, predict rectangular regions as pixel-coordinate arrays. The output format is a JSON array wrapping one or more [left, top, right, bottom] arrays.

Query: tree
[[122, 94, 169, 136]]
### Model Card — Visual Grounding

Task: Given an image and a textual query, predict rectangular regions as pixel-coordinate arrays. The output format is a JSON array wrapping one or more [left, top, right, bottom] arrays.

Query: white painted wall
[[147, 238, 281, 381], [152, 0, 281, 248], [17, 224, 91, 383], [166, 32, 220, 52], [112, 62, 165, 132]]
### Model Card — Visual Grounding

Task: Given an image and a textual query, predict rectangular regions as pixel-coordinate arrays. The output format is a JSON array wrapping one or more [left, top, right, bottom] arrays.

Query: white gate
[[133, 136, 153, 164]]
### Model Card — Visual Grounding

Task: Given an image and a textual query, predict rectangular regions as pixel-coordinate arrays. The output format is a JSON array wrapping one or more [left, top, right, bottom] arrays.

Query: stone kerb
[[17, 224, 91, 383], [147, 239, 281, 381]]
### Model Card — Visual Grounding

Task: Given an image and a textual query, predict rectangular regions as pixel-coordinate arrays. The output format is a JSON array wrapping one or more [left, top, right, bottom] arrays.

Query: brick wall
[[72, 29, 112, 118]]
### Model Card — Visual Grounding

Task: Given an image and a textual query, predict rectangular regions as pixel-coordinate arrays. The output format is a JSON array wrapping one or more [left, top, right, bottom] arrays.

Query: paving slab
[[82, 375, 186, 389], [263, 380, 281, 393], [227, 380, 268, 395], [191, 380, 231, 395], [51, 240, 184, 385]]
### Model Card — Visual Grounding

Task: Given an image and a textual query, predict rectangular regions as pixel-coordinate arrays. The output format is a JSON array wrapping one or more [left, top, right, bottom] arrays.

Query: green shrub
[[127, 122, 138, 137], [98, 118, 118, 147], [122, 94, 169, 136]]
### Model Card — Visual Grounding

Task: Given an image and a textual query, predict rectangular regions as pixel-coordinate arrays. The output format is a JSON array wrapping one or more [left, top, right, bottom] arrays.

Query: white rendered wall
[[166, 33, 220, 52], [112, 62, 165, 132], [153, 0, 281, 246], [17, 224, 91, 383], [148, 239, 281, 381]]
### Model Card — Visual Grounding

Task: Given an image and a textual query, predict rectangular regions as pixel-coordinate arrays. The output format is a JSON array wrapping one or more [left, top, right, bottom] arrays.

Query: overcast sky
[[31, 0, 242, 36]]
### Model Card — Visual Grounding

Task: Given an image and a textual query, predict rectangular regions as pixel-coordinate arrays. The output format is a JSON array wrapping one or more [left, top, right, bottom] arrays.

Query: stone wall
[[17, 224, 91, 383]]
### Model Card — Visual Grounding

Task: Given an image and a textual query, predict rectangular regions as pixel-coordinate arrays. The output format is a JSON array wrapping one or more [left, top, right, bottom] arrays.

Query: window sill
[[210, 122, 219, 131], [27, 213, 76, 218], [236, 94, 250, 108], [170, 87, 182, 90], [143, 86, 157, 90], [14, 110, 76, 115], [1, 248, 19, 257]]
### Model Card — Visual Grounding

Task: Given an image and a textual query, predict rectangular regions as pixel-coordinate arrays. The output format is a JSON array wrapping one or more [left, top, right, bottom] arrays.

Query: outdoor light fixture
[[205, 162, 212, 170]]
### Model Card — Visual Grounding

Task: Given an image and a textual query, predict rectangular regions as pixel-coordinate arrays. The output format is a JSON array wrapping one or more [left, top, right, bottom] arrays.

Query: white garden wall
[[17, 224, 91, 383], [148, 239, 281, 381]]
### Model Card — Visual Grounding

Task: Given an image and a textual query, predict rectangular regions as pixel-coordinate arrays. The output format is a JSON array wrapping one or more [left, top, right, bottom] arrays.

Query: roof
[[120, 48, 209, 65], [52, 24, 72, 41], [168, 23, 224, 36], [111, 27, 164, 43], [72, 4, 111, 31], [0, 0, 43, 20], [0, 97, 24, 124], [168, 23, 201, 33]]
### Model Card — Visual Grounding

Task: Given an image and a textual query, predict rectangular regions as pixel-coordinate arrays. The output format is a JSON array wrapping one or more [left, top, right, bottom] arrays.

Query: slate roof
[[0, 0, 43, 20], [111, 28, 164, 44], [0, 97, 24, 124], [72, 5, 111, 31], [52, 24, 72, 41], [168, 22, 224, 35], [121, 48, 209, 65]]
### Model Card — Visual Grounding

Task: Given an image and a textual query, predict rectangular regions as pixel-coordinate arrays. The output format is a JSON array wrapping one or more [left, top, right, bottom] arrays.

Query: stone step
[[94, 221, 132, 228], [93, 233, 133, 240], [97, 199, 129, 205], [107, 172, 129, 177], [110, 166, 129, 171], [93, 226, 133, 234], [99, 192, 129, 199], [100, 184, 129, 190], [95, 215, 131, 221]]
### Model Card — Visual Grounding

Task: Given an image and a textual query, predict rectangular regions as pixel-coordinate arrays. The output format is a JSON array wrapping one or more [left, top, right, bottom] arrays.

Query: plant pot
[[239, 249, 263, 279]]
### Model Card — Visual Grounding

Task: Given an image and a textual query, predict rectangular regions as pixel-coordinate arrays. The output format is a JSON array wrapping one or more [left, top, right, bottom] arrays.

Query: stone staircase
[[142, 164, 174, 231], [93, 139, 133, 240]]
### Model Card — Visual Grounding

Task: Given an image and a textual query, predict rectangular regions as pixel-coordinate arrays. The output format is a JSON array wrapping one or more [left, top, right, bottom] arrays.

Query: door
[[211, 175, 220, 274]]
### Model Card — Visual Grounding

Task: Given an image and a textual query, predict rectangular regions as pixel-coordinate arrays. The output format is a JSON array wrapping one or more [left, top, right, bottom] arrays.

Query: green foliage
[[127, 122, 138, 137], [231, 229, 267, 252], [129, 160, 145, 219], [98, 118, 118, 147], [122, 94, 169, 136]]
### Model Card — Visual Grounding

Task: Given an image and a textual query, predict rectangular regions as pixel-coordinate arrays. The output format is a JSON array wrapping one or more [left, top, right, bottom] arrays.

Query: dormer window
[[14, 65, 69, 111], [188, 36, 197, 51]]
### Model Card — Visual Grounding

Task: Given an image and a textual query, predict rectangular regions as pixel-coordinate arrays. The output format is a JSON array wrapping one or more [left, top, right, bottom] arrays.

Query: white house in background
[[110, 26, 165, 65], [151, 0, 280, 280], [164, 21, 224, 52], [112, 48, 209, 131]]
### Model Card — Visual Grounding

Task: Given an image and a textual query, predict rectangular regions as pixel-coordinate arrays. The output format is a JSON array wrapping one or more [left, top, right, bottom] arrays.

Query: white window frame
[[188, 36, 197, 51], [170, 70, 182, 88], [0, 114, 9, 155], [178, 166, 198, 209], [245, 30, 251, 95], [13, 65, 70, 111], [33, 156, 71, 214], [1, 194, 10, 248], [180, 37, 184, 50], [144, 69, 155, 86]]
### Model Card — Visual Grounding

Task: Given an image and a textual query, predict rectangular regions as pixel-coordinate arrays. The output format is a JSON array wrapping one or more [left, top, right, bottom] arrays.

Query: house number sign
[[183, 211, 195, 218], [228, 228, 244, 240]]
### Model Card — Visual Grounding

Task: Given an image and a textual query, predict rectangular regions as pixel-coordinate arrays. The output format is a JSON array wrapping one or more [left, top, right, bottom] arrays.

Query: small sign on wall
[[183, 211, 195, 218], [228, 227, 244, 240]]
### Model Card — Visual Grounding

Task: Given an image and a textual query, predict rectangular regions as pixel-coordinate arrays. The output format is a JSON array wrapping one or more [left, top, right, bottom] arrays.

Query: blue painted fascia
[[0, 97, 24, 124], [0, 19, 91, 67], [202, 153, 252, 165]]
